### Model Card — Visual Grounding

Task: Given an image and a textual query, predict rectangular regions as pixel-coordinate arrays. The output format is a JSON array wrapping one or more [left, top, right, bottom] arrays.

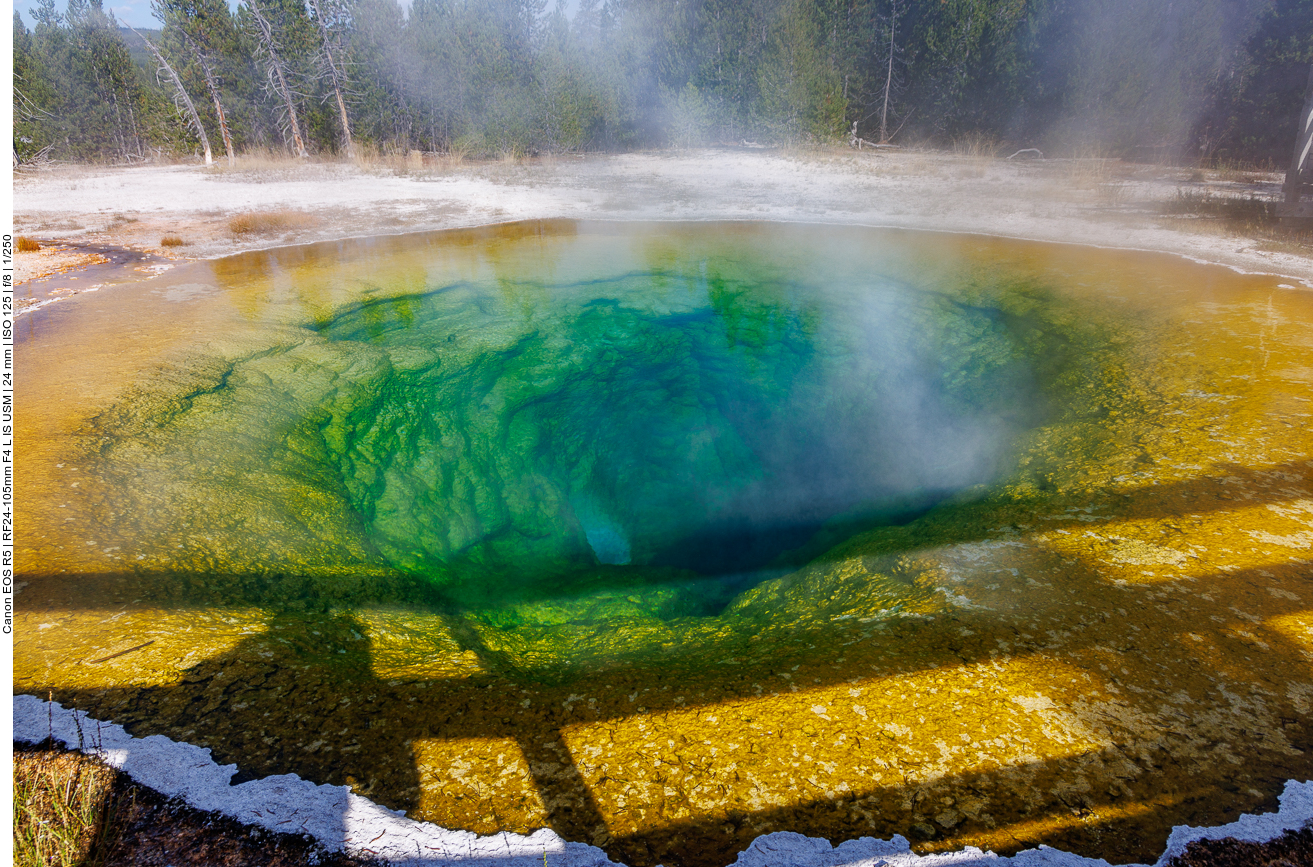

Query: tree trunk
[[267, 56, 307, 157], [109, 87, 129, 161], [1285, 62, 1313, 206], [211, 88, 235, 165], [126, 97, 145, 160], [332, 81, 354, 158], [248, 2, 307, 157], [307, 0, 354, 159], [880, 0, 898, 144], [131, 25, 213, 166], [184, 32, 235, 166]]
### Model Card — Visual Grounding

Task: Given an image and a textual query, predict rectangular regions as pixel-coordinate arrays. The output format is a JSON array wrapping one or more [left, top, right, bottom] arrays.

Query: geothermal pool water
[[15, 221, 1313, 866]]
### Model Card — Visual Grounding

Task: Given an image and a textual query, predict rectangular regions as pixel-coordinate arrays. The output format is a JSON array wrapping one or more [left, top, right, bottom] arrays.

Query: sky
[[11, 0, 581, 29]]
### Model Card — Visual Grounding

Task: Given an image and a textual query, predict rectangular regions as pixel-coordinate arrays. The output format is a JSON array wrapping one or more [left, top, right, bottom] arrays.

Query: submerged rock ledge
[[14, 695, 1311, 867]]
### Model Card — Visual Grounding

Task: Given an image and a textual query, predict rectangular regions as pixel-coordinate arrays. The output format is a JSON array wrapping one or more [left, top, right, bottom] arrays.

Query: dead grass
[[1159, 188, 1313, 251], [1163, 188, 1272, 221], [16, 236, 41, 252], [210, 150, 370, 184], [14, 745, 121, 867], [351, 143, 467, 175], [1195, 159, 1283, 185], [839, 146, 943, 178], [1252, 235, 1313, 255], [1094, 180, 1133, 207], [202, 147, 467, 186], [1065, 154, 1118, 190], [218, 148, 311, 175], [351, 144, 411, 173], [160, 235, 187, 247], [952, 133, 1001, 160], [228, 209, 319, 236], [949, 134, 1001, 178], [1043, 152, 1143, 207], [13, 742, 382, 867]]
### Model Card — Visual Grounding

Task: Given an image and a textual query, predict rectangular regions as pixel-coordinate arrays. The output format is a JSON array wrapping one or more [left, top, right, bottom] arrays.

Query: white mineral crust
[[14, 695, 1311, 867]]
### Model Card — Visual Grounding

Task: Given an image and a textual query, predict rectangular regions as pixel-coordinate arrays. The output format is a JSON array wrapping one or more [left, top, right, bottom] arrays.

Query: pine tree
[[18, 0, 155, 161], [348, 0, 416, 152], [13, 12, 59, 163], [1192, 0, 1313, 166]]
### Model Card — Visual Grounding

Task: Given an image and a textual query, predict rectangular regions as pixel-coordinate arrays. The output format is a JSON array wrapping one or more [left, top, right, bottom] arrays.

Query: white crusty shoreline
[[14, 696, 1313, 867], [12, 150, 1313, 301]]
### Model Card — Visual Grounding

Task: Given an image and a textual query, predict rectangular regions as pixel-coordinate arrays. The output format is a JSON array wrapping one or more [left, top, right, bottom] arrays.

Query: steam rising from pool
[[83, 223, 1103, 631], [306, 258, 1039, 605]]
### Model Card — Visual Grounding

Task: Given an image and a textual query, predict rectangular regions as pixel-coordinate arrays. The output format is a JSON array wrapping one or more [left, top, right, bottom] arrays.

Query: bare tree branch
[[245, 0, 308, 157]]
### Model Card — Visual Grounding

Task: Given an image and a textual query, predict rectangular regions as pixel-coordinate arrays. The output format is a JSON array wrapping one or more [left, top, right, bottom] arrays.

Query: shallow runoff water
[[16, 221, 1313, 866]]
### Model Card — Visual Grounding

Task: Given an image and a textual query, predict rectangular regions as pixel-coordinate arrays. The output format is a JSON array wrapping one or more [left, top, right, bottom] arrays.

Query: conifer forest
[[11, 0, 1313, 166]]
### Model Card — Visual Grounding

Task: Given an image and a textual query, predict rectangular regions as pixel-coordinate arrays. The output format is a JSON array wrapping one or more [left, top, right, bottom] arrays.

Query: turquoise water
[[75, 223, 1111, 635], [313, 252, 1040, 608]]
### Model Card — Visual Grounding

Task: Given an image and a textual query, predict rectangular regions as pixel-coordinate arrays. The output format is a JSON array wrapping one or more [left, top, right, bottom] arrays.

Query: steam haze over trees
[[11, 0, 1313, 165]]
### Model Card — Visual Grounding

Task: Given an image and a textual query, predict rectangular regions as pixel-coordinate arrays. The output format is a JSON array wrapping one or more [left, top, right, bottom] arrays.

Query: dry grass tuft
[[950, 134, 1001, 177], [443, 139, 472, 167], [1160, 188, 1313, 251], [160, 235, 188, 248], [1197, 160, 1280, 185], [351, 142, 418, 173], [351, 143, 466, 175], [228, 209, 318, 236], [219, 148, 310, 174], [1095, 181, 1133, 207], [13, 742, 383, 866], [16, 236, 41, 252], [1053, 151, 1142, 205], [1065, 154, 1118, 190], [14, 746, 120, 867], [952, 133, 1001, 159], [1162, 188, 1271, 222], [429, 150, 469, 171]]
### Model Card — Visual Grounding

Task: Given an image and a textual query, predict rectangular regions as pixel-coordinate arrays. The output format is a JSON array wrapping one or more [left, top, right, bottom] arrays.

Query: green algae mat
[[16, 221, 1313, 866]]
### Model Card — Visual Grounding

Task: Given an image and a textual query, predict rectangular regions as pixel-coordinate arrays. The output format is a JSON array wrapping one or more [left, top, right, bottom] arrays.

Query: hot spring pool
[[16, 221, 1313, 865]]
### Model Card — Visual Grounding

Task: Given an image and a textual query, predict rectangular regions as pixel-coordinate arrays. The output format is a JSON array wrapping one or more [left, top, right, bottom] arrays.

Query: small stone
[[935, 809, 961, 828]]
